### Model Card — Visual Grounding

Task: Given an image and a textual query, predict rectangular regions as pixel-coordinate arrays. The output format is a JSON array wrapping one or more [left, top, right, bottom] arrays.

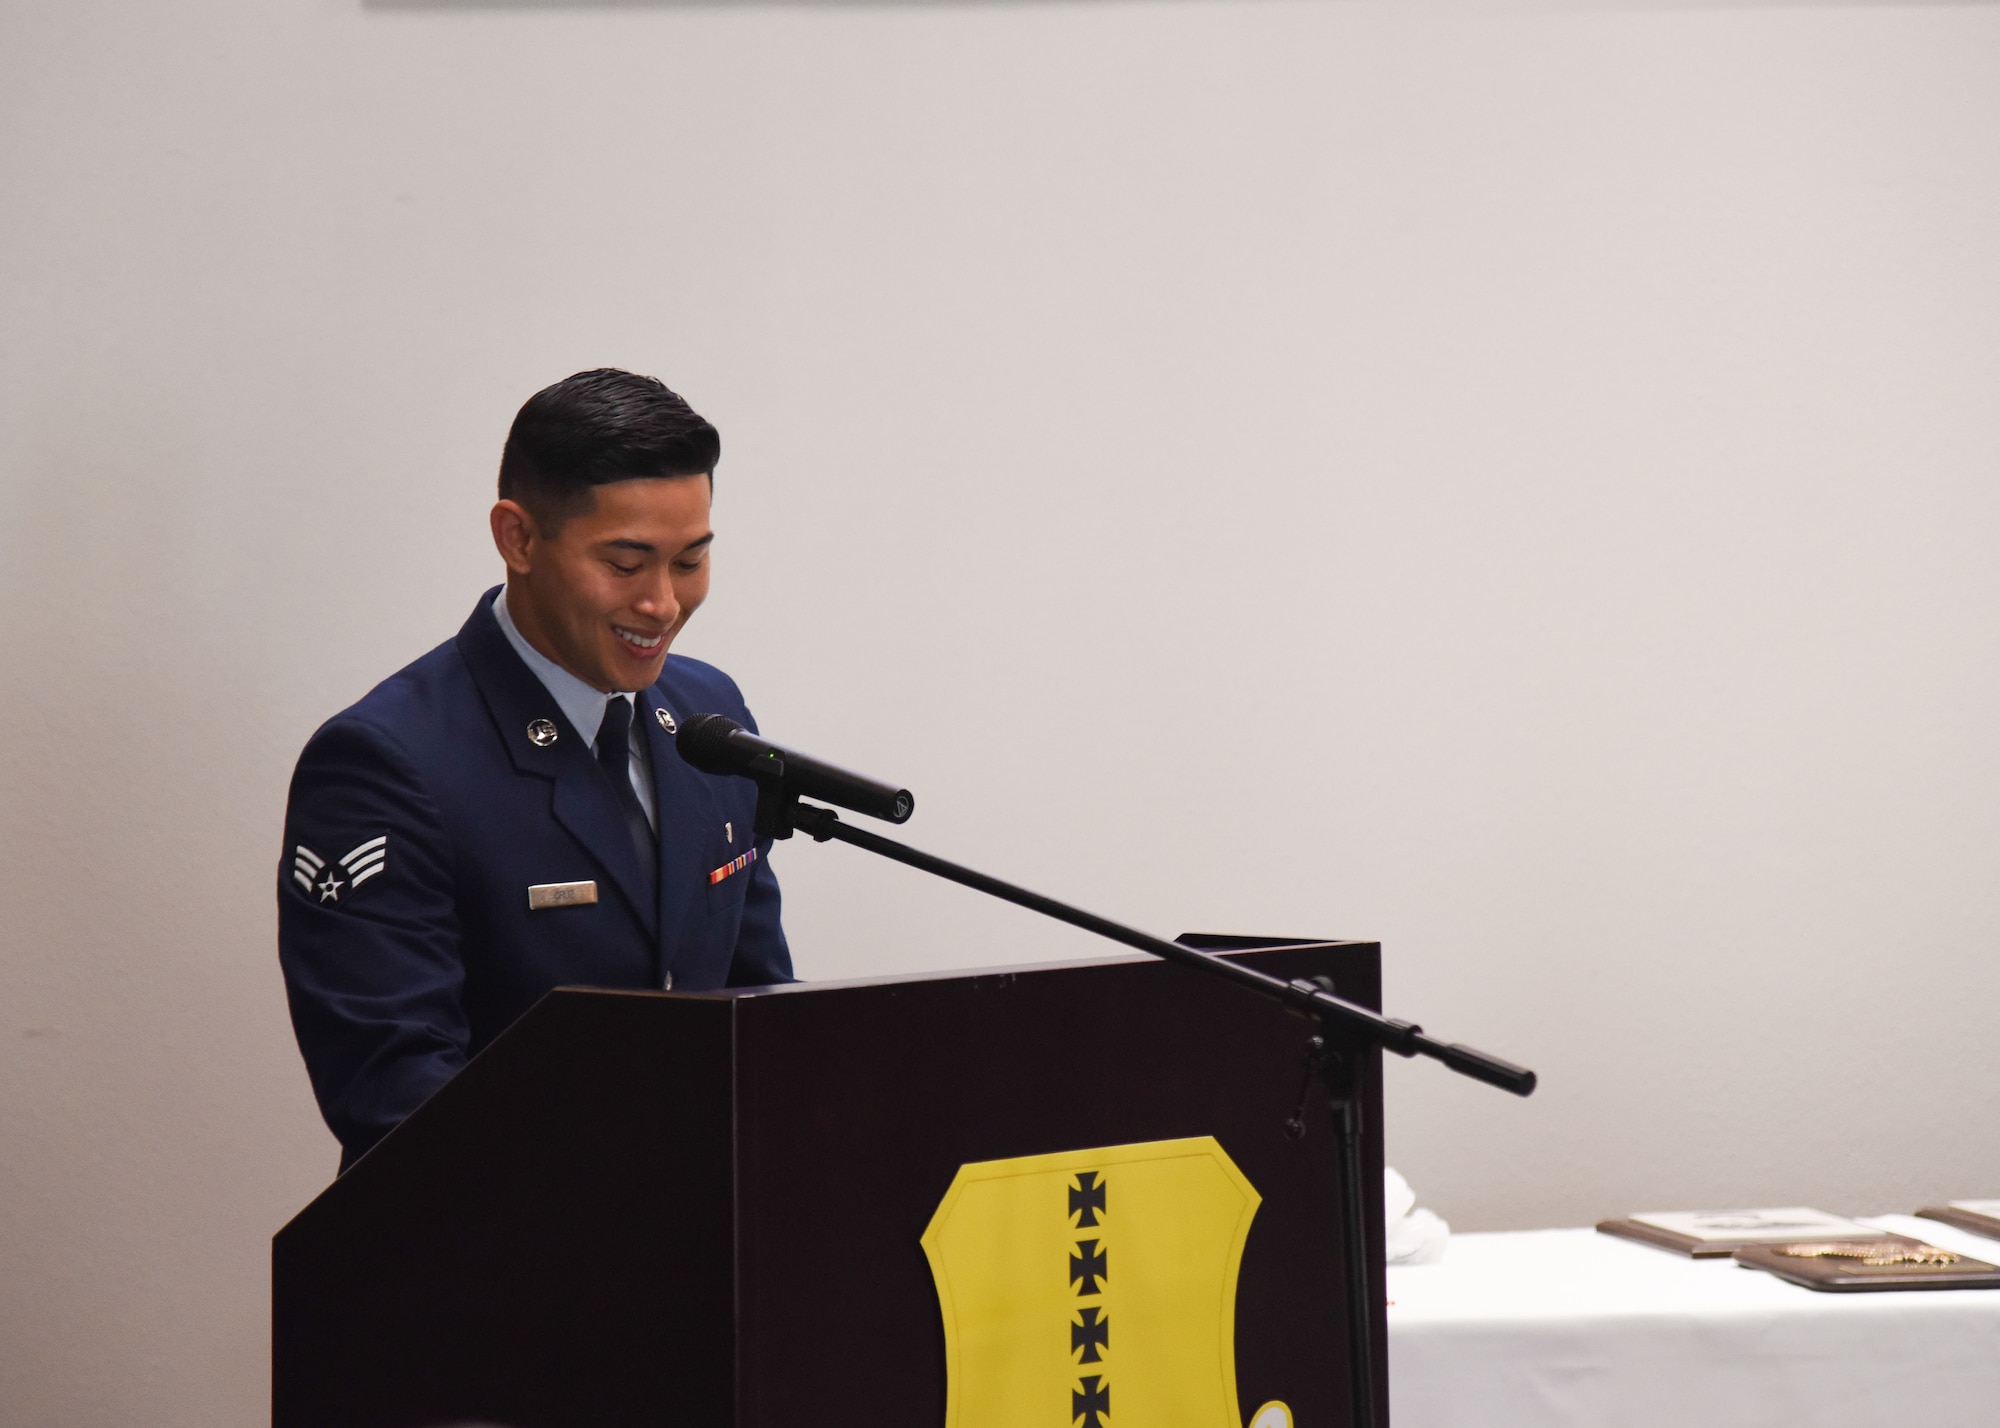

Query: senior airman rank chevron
[[921, 1136, 1279, 1428], [292, 835, 388, 903], [708, 848, 757, 885]]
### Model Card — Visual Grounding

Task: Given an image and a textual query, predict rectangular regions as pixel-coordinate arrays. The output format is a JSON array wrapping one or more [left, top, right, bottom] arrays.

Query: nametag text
[[528, 880, 598, 910]]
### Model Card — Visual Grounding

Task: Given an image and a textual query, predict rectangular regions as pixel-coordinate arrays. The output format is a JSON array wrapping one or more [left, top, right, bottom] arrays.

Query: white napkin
[[1385, 1166, 1450, 1265]]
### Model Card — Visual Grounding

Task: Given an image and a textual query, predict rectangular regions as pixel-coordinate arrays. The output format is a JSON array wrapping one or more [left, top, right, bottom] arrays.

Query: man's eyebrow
[[597, 532, 714, 555]]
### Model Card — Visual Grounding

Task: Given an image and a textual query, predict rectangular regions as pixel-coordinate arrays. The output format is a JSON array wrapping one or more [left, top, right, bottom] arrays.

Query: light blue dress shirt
[[492, 587, 658, 831]]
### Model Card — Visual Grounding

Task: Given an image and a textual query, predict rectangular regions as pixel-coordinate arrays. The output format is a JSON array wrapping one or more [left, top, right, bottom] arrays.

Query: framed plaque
[[1596, 1207, 1893, 1259], [1915, 1200, 2000, 1242], [1735, 1235, 2000, 1292]]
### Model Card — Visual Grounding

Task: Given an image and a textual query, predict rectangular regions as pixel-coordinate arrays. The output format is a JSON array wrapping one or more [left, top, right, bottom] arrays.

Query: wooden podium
[[272, 937, 1385, 1428]]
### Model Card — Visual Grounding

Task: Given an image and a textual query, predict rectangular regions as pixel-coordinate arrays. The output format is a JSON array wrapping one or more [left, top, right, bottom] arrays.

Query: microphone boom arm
[[775, 798, 1536, 1097], [758, 787, 1537, 1428]]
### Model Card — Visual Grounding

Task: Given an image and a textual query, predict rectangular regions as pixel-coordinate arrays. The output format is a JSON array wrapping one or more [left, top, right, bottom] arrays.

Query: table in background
[[1387, 1214, 2000, 1428]]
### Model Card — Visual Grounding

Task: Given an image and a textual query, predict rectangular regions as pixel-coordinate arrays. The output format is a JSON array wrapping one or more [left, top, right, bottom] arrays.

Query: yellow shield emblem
[[920, 1136, 1267, 1428]]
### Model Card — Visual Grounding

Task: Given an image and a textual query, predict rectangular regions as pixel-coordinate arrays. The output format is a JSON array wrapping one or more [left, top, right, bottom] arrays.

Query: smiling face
[[490, 475, 714, 693]]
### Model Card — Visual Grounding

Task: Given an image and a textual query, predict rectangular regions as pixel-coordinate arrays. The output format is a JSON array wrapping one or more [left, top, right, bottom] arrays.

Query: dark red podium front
[[272, 937, 1385, 1428]]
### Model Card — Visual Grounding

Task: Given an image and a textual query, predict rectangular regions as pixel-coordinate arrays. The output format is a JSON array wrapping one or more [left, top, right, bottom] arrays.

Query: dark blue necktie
[[596, 696, 657, 896]]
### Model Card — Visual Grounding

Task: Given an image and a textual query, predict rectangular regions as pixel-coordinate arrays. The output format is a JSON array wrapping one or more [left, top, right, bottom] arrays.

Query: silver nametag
[[528, 880, 598, 910]]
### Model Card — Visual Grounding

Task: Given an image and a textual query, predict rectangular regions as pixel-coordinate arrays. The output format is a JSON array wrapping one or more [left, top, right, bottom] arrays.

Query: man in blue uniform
[[279, 369, 790, 1171]]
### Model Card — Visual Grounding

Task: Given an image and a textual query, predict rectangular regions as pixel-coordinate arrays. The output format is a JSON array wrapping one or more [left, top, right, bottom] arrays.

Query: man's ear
[[490, 500, 538, 575]]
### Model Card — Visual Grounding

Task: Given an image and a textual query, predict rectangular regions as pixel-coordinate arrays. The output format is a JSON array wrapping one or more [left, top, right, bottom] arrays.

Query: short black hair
[[498, 368, 719, 530]]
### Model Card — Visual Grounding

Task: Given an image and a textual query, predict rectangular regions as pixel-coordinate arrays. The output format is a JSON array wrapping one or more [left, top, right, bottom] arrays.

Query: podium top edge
[[551, 937, 1376, 1004]]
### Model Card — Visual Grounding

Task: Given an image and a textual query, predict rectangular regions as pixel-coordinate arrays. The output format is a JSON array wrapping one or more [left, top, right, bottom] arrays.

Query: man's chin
[[605, 647, 670, 691]]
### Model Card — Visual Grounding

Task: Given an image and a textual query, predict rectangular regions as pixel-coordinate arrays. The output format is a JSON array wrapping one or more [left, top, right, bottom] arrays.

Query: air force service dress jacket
[[279, 588, 791, 1170]]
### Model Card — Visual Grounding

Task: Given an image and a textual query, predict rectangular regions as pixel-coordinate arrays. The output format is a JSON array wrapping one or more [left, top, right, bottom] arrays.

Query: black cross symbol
[[1070, 1171, 1106, 1228], [1072, 1305, 1109, 1364], [1071, 1239, 1108, 1295], [1073, 1374, 1110, 1428]]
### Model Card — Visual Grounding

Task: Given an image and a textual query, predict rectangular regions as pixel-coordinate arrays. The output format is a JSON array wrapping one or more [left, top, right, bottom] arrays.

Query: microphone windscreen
[[675, 713, 745, 773]]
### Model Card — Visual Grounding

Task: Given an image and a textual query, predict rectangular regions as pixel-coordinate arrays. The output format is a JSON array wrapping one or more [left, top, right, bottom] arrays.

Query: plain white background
[[3, 0, 1998, 1421]]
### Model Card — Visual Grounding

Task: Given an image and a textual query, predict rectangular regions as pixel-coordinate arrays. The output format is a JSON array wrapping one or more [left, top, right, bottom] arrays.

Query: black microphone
[[676, 714, 914, 824]]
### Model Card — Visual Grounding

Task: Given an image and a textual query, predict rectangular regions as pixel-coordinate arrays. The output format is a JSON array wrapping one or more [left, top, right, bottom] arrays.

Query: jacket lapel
[[456, 589, 659, 936], [638, 686, 713, 958]]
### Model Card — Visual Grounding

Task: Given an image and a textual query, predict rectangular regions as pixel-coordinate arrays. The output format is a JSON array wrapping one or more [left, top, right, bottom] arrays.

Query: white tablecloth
[[1386, 1214, 2000, 1428]]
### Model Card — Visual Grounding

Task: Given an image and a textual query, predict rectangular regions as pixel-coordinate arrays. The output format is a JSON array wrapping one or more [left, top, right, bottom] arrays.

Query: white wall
[[4, 0, 1999, 1422]]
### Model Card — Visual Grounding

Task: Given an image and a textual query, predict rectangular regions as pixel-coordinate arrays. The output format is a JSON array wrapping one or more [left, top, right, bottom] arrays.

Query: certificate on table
[[1599, 1206, 1892, 1258]]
